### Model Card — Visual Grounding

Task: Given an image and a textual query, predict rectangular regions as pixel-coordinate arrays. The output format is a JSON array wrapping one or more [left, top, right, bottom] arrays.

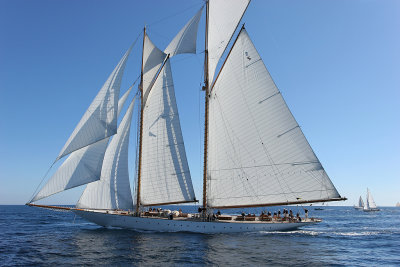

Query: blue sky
[[0, 0, 399, 206]]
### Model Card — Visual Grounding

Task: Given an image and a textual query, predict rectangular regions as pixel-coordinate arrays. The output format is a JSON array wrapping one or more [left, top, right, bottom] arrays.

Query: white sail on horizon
[[57, 46, 133, 161], [207, 29, 340, 208], [77, 98, 136, 210], [140, 59, 196, 206], [31, 88, 134, 202], [365, 188, 377, 210], [207, 0, 250, 86], [358, 196, 365, 208], [164, 7, 203, 57]]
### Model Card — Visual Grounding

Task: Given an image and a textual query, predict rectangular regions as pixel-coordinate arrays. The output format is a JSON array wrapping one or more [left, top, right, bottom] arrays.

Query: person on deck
[[305, 208, 309, 220]]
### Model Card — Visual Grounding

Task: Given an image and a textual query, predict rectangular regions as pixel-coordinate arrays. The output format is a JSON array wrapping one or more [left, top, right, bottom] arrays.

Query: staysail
[[31, 88, 133, 202], [57, 46, 133, 161], [139, 59, 196, 206], [77, 98, 136, 210], [164, 7, 203, 57], [207, 0, 250, 86], [207, 28, 341, 208]]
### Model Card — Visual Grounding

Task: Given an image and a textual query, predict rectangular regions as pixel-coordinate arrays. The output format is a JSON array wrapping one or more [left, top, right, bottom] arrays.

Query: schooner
[[27, 0, 346, 233]]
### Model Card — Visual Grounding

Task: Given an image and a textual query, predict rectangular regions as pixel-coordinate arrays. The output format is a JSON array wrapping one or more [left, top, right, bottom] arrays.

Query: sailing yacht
[[363, 188, 380, 212], [27, 0, 346, 233], [354, 196, 364, 210]]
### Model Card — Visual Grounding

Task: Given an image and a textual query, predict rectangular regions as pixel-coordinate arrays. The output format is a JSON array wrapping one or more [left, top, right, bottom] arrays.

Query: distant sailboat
[[27, 0, 347, 233], [363, 188, 380, 212], [354, 196, 364, 210]]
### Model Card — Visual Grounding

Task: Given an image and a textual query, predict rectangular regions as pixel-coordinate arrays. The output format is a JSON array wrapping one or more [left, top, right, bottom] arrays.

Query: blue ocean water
[[0, 205, 399, 266]]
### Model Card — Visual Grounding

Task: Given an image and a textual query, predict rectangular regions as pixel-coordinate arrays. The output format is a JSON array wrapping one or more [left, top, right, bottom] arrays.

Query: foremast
[[202, 0, 210, 211]]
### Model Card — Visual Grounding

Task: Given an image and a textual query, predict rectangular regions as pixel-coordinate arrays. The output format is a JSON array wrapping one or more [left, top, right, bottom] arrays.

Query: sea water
[[0, 205, 399, 266]]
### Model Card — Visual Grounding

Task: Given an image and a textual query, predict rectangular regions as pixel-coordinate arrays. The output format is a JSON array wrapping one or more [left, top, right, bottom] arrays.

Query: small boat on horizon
[[363, 188, 380, 212], [354, 196, 364, 210]]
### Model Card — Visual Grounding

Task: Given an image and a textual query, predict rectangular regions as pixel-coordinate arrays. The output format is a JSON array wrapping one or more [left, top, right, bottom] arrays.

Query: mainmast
[[202, 0, 210, 211], [136, 26, 146, 213]]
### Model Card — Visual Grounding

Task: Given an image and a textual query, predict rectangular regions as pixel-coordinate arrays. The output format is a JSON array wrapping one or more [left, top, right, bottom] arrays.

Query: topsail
[[164, 7, 203, 57], [142, 33, 167, 105], [207, 0, 250, 86]]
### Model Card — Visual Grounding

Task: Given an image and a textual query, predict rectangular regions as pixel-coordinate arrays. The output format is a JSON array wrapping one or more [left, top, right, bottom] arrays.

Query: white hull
[[363, 208, 380, 212], [74, 209, 318, 234], [354, 206, 363, 210]]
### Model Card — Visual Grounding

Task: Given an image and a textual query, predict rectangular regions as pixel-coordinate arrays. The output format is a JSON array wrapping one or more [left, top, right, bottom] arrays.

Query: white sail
[[31, 88, 133, 202], [77, 98, 135, 210], [142, 33, 167, 104], [57, 46, 133, 160], [366, 188, 377, 209], [208, 0, 250, 86], [207, 29, 340, 208], [358, 196, 365, 208], [140, 59, 196, 206], [32, 139, 109, 202], [164, 7, 203, 57]]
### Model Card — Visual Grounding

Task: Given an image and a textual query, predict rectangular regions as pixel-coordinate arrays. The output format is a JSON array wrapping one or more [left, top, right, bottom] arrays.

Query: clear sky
[[0, 0, 399, 206]]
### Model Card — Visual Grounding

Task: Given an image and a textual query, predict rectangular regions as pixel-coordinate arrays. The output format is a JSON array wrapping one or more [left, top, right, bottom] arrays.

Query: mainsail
[[77, 98, 136, 210], [31, 88, 133, 202], [164, 7, 203, 57], [57, 46, 133, 160], [139, 59, 196, 206], [207, 28, 341, 208], [365, 188, 377, 209], [207, 0, 250, 85]]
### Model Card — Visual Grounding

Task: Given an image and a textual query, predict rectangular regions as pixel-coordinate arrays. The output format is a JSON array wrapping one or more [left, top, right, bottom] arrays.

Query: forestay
[[164, 7, 203, 57], [207, 29, 341, 208], [140, 59, 196, 206], [142, 33, 167, 104], [31, 88, 133, 202], [207, 0, 250, 86], [57, 46, 132, 160], [77, 98, 135, 210]]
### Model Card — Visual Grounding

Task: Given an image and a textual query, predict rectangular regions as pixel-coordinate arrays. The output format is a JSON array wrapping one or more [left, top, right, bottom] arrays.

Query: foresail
[[77, 98, 135, 210], [164, 7, 203, 57], [207, 29, 341, 208], [31, 88, 134, 202], [142, 33, 167, 104], [208, 0, 250, 86], [32, 139, 109, 202], [140, 60, 196, 206], [57, 46, 133, 160]]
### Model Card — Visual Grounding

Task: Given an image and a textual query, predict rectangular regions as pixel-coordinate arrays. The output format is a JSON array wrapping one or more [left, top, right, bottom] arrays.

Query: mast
[[202, 0, 209, 211], [136, 26, 146, 213]]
